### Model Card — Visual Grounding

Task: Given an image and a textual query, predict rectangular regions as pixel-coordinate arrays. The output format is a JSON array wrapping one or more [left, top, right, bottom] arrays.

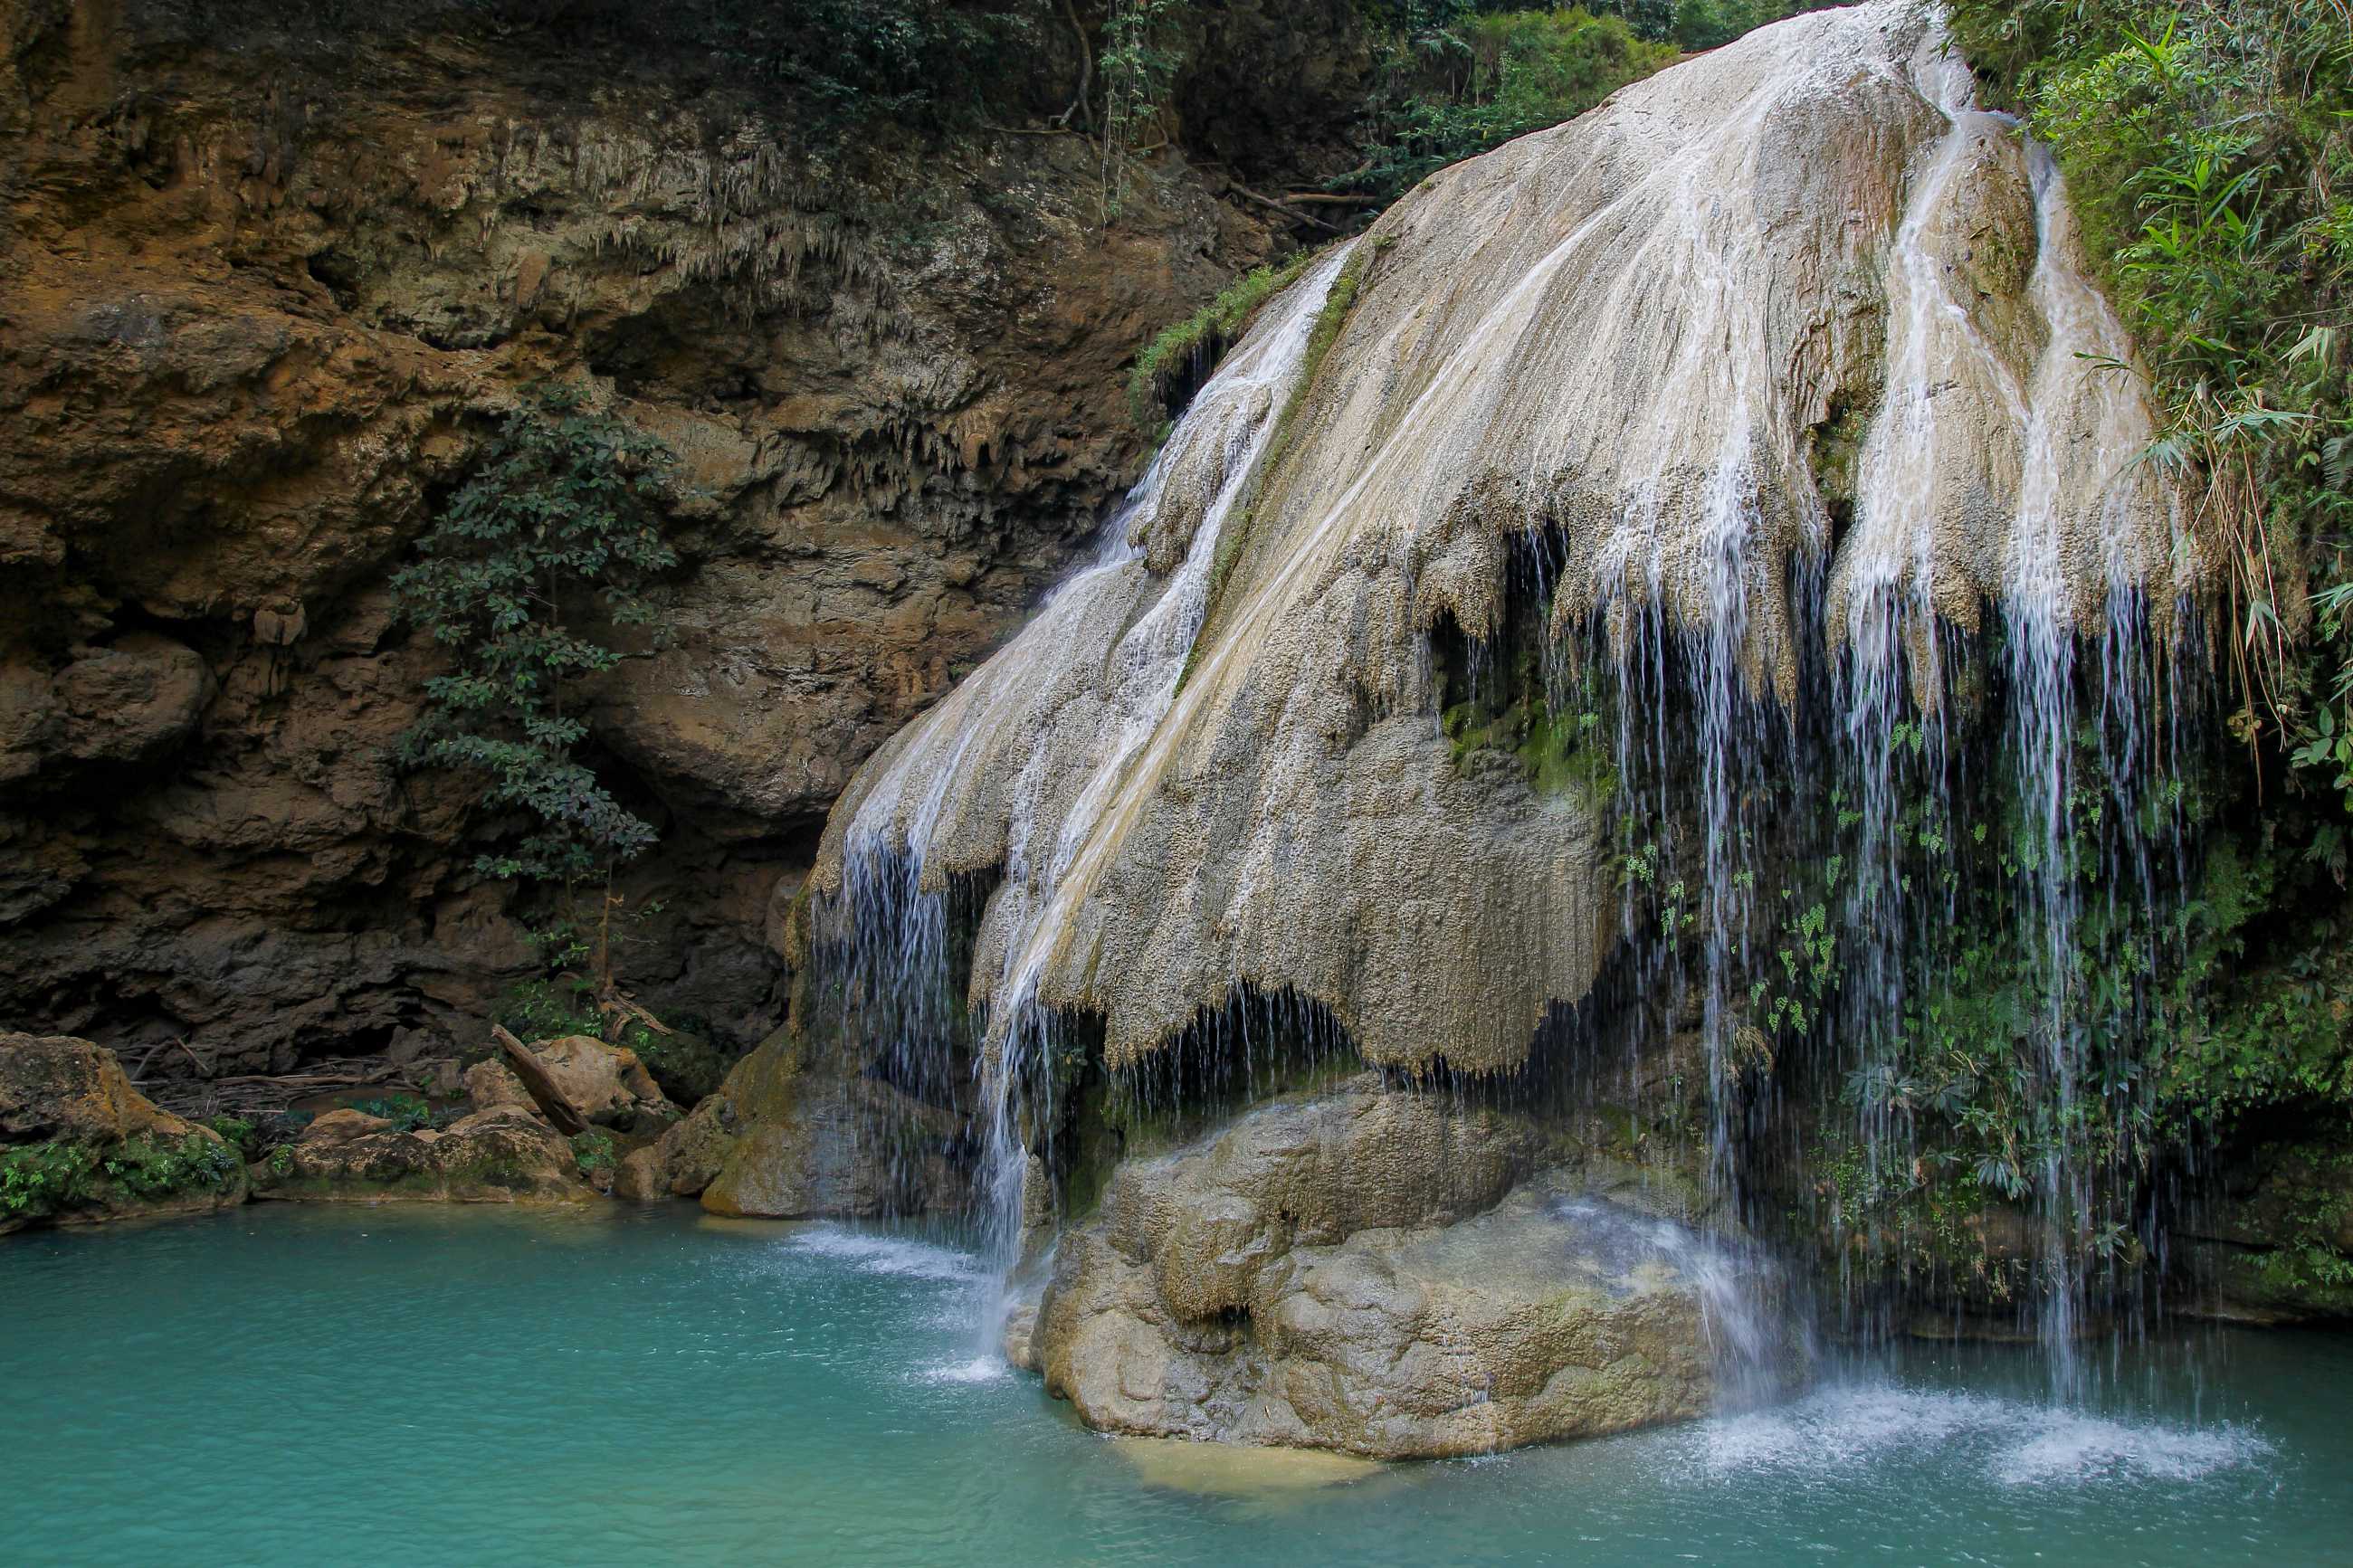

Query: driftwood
[[492, 1025, 590, 1136], [1227, 183, 1345, 233], [141, 1057, 436, 1118], [596, 991, 673, 1042]]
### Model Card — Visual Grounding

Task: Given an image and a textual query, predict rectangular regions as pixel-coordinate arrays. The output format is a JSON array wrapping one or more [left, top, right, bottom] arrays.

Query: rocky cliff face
[[0, 0, 1289, 1079]]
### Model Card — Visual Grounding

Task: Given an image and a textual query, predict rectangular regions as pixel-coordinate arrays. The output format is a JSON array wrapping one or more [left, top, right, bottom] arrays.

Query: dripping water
[[810, 246, 1359, 1353]]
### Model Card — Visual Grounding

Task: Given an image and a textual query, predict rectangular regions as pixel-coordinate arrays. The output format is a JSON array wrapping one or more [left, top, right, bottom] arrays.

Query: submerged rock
[[252, 1105, 589, 1206], [0, 1031, 247, 1233], [1035, 1079, 1798, 1458]]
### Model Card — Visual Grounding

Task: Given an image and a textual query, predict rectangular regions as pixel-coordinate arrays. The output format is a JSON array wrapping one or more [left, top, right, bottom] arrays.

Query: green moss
[[3, 1133, 241, 1224], [1805, 394, 1872, 531], [570, 1129, 618, 1175], [1442, 693, 1615, 808], [1128, 249, 1318, 432]]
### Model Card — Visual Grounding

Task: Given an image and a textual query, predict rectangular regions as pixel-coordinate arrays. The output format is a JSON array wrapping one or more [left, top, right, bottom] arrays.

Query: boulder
[[515, 1035, 675, 1133], [699, 1028, 969, 1220], [0, 1031, 247, 1233], [252, 1104, 590, 1206], [462, 1058, 535, 1116], [615, 1093, 739, 1202], [1035, 1079, 1801, 1459]]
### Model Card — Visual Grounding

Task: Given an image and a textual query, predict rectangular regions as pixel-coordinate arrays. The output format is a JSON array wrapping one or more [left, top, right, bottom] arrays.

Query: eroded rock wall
[[0, 0, 1286, 1078]]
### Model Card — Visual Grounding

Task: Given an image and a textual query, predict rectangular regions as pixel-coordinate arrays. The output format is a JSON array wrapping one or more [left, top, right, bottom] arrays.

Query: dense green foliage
[[394, 385, 680, 887], [0, 1134, 242, 1221], [1951, 1, 2352, 790], [1345, 5, 1679, 202], [1337, 2, 1847, 202], [1099, 0, 1188, 211], [1893, 0, 2353, 1307]]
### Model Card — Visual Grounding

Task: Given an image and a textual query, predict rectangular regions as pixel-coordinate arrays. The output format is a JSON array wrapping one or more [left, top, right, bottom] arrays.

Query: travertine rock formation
[[1034, 1079, 1796, 1458], [0, 1030, 248, 1231], [253, 1102, 590, 1205], [801, 0, 2213, 1079]]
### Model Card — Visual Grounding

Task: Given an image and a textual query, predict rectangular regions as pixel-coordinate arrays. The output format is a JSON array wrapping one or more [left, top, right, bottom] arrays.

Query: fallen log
[[493, 1026, 590, 1136]]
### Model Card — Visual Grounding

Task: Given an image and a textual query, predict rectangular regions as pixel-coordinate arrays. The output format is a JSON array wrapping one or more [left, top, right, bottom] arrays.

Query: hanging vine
[[1098, 0, 1188, 217]]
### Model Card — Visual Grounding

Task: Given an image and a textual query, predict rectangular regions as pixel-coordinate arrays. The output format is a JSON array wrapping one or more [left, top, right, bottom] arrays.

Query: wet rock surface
[[697, 1027, 969, 1220], [804, 0, 2210, 1079], [252, 1104, 590, 1206], [0, 1031, 247, 1231], [616, 1093, 741, 1202], [1035, 1079, 1799, 1458]]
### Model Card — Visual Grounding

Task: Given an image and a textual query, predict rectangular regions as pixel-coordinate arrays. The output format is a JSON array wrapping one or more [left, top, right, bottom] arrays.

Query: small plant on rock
[[570, 1129, 618, 1177]]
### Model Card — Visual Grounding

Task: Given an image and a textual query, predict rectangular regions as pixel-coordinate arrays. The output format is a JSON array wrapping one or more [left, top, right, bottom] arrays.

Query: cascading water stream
[[1818, 46, 2197, 1392], [811, 245, 1358, 1347]]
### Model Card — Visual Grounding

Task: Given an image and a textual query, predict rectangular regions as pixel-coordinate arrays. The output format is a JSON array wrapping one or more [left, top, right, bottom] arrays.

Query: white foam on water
[[1995, 1411, 2271, 1487], [784, 1226, 986, 1285], [915, 1356, 1014, 1386], [1697, 1384, 2002, 1474], [1682, 1382, 2268, 1491]]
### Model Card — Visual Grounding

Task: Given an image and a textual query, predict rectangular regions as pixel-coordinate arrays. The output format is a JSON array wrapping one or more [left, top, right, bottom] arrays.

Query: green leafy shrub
[[0, 1142, 100, 1218], [493, 977, 607, 1046], [570, 1129, 619, 1176], [1950, 0, 2351, 791], [3, 1134, 243, 1221], [101, 1135, 243, 1199], [1345, 5, 1680, 203], [1100, 0, 1190, 214], [202, 1116, 258, 1159], [393, 384, 681, 888]]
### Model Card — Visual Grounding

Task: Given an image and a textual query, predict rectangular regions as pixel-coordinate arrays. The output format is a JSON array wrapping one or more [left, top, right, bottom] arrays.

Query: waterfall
[[1816, 43, 2196, 1387], [807, 244, 1359, 1337], [786, 0, 2221, 1396]]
